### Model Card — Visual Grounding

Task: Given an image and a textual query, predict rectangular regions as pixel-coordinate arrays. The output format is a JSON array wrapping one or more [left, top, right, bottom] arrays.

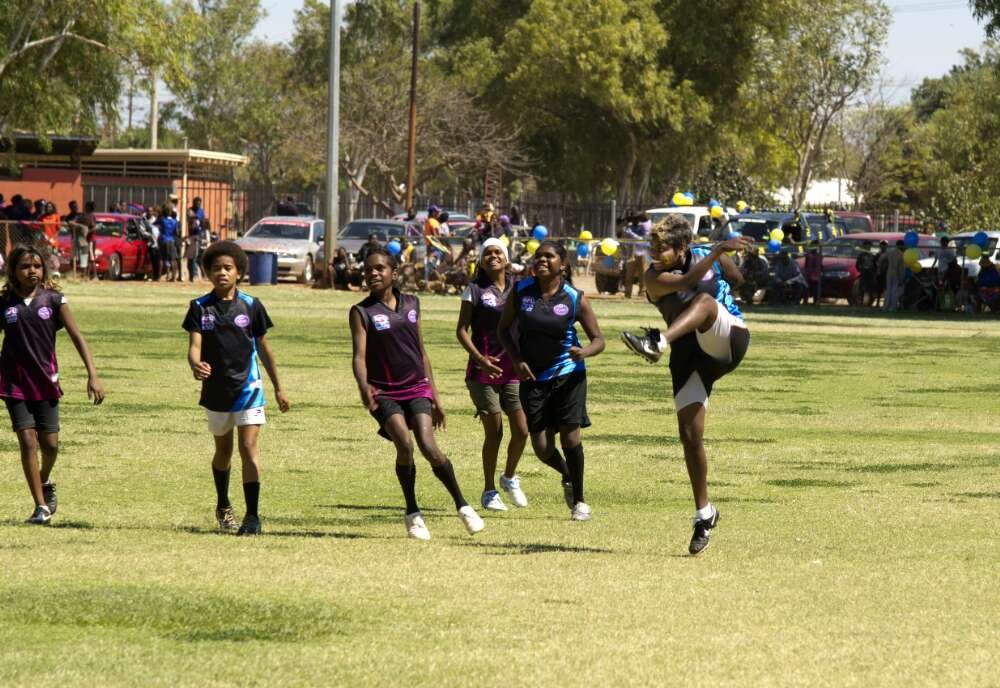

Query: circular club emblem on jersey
[[201, 313, 216, 330], [521, 296, 535, 312], [553, 303, 570, 316], [482, 292, 498, 308], [234, 314, 251, 328], [407, 309, 418, 323], [4, 306, 17, 324], [372, 313, 391, 331], [36, 306, 52, 321]]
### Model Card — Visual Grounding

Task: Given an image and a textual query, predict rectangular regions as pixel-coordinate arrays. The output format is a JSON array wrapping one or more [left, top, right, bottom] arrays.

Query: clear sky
[[138, 1, 989, 121]]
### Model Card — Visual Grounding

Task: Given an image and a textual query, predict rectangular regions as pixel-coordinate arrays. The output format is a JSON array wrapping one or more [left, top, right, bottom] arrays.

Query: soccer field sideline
[[1, 282, 997, 687]]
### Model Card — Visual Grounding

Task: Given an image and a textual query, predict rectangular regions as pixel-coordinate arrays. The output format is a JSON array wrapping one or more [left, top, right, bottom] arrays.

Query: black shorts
[[669, 327, 750, 401], [4, 398, 60, 433], [519, 370, 591, 434], [370, 396, 432, 440]]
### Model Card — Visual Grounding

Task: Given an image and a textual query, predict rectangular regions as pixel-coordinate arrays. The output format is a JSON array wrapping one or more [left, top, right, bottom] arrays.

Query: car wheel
[[300, 255, 314, 284], [108, 253, 122, 281]]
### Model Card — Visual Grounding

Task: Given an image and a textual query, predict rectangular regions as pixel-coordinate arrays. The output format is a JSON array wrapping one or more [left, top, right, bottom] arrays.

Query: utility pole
[[405, 1, 420, 213], [323, 0, 342, 286], [149, 69, 158, 150]]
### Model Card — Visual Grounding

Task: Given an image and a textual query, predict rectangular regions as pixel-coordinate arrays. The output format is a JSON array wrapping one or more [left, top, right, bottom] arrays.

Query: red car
[[795, 232, 940, 304], [835, 211, 875, 234], [58, 213, 152, 279]]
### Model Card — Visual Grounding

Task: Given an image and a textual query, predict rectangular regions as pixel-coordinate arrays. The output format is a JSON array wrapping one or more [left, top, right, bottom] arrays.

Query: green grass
[[1, 282, 998, 687]]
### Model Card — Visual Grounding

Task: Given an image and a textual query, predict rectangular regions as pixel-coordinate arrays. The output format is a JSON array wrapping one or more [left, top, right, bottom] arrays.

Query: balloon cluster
[[669, 191, 695, 207], [577, 229, 593, 258]]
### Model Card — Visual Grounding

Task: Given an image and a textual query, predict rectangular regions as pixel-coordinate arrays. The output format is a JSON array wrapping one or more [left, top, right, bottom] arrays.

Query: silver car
[[236, 216, 325, 283]]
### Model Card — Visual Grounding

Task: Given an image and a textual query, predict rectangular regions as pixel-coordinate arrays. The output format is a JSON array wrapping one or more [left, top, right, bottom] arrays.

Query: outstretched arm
[[646, 236, 751, 296], [257, 334, 290, 412], [60, 303, 104, 405]]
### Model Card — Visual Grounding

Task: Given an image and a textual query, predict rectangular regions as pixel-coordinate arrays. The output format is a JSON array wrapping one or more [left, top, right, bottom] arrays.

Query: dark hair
[[650, 214, 693, 249], [439, 211, 450, 223], [364, 246, 398, 269], [895, 240, 905, 247], [535, 240, 573, 284], [85, 200, 95, 212], [201, 240, 249, 276], [3, 245, 59, 298]]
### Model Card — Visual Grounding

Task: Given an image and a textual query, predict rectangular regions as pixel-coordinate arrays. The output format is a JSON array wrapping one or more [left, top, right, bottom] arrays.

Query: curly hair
[[3, 245, 60, 298], [201, 241, 249, 276], [649, 214, 693, 250]]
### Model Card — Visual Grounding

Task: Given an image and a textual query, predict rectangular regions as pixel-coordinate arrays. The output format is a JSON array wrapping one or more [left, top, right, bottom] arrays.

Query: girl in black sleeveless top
[[349, 248, 485, 541]]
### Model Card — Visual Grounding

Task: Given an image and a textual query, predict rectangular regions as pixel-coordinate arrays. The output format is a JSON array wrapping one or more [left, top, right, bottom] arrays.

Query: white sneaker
[[405, 511, 431, 540], [570, 502, 592, 521], [499, 474, 528, 508], [457, 505, 485, 534], [481, 490, 507, 511]]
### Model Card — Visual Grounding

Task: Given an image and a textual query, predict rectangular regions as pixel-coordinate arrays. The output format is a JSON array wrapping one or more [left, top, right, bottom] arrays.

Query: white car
[[940, 231, 1000, 278], [645, 205, 738, 239], [236, 216, 325, 283]]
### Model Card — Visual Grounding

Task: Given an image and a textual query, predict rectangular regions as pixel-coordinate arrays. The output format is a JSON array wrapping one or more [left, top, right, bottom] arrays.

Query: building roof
[[13, 147, 248, 181]]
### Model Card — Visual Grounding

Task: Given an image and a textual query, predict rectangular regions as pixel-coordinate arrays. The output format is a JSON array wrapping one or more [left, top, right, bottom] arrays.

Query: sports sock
[[395, 463, 419, 514], [563, 444, 585, 504], [695, 503, 715, 522], [243, 481, 260, 517], [431, 460, 468, 510], [212, 467, 231, 509], [657, 332, 668, 350], [539, 448, 571, 484]]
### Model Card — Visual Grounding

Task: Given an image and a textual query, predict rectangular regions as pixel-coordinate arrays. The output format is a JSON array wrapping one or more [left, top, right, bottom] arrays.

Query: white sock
[[695, 503, 714, 521], [657, 333, 668, 351]]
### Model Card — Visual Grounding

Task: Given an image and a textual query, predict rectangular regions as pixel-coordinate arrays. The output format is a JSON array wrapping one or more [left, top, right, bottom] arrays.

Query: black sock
[[212, 467, 231, 509], [431, 459, 468, 510], [243, 481, 260, 517], [395, 463, 419, 514], [564, 444, 585, 504], [540, 448, 571, 484]]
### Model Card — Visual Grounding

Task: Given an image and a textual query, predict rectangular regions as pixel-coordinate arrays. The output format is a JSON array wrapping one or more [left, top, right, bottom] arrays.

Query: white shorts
[[205, 407, 266, 436], [674, 302, 747, 410]]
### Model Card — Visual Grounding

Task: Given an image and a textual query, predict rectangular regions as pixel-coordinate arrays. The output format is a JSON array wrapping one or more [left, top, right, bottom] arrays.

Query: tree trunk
[[616, 130, 639, 209]]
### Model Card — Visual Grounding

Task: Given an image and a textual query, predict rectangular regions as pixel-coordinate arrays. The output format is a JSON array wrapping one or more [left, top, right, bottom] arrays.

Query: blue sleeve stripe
[[237, 291, 254, 306]]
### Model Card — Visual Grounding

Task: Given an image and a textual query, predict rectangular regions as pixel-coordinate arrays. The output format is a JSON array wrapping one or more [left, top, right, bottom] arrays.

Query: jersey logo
[[201, 313, 216, 330], [234, 314, 251, 328], [4, 307, 17, 324], [372, 313, 391, 331], [37, 306, 52, 321], [407, 309, 418, 323], [521, 296, 535, 312], [553, 303, 570, 316], [482, 292, 498, 308]]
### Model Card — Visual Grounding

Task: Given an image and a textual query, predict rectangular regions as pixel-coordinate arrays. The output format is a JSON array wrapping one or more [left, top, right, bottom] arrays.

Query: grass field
[[1, 281, 997, 687]]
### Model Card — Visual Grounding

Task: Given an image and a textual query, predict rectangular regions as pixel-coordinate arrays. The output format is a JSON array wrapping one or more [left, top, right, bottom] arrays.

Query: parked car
[[944, 231, 1000, 278], [727, 212, 812, 247], [645, 205, 737, 239], [334, 219, 410, 261], [835, 211, 875, 234], [56, 213, 152, 279], [804, 212, 848, 239], [235, 216, 324, 283]]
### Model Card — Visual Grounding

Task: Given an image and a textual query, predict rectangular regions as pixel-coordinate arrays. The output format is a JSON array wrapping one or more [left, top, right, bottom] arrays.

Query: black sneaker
[[689, 508, 720, 555], [42, 481, 57, 515], [25, 505, 52, 525], [621, 328, 663, 364], [237, 514, 261, 536]]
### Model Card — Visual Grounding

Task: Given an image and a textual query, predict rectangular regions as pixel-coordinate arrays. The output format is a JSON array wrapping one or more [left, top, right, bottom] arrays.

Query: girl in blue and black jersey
[[498, 240, 605, 521]]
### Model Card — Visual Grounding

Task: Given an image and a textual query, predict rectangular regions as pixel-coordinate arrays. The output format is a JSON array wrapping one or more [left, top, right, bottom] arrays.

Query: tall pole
[[149, 69, 158, 150], [323, 0, 342, 285], [405, 1, 420, 213]]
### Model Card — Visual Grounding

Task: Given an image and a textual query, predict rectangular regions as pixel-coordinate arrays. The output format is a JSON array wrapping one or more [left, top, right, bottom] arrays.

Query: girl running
[[455, 238, 528, 512], [350, 247, 485, 540], [1, 245, 105, 524], [498, 240, 605, 521]]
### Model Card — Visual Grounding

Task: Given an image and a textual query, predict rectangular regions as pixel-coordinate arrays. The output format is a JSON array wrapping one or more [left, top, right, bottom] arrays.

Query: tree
[[971, 0, 1000, 37]]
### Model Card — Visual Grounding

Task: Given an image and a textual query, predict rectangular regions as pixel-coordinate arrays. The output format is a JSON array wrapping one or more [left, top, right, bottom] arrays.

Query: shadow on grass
[[765, 478, 855, 488], [0, 518, 95, 529], [176, 525, 386, 540], [954, 491, 1000, 499], [850, 462, 952, 474], [462, 541, 614, 556], [317, 502, 446, 514]]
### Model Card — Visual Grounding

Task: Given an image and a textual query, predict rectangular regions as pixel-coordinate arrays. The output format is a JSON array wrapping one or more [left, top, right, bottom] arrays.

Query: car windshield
[[950, 236, 998, 256], [246, 222, 311, 240], [729, 217, 781, 241], [840, 216, 872, 233], [338, 221, 405, 240], [95, 221, 124, 238]]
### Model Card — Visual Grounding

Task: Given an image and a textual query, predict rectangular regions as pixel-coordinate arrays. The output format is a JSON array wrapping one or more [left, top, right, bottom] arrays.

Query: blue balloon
[[904, 230, 919, 248], [973, 231, 989, 248], [708, 199, 721, 208], [576, 243, 590, 258], [386, 240, 401, 256], [684, 191, 695, 200], [767, 239, 781, 253], [532, 225, 549, 240]]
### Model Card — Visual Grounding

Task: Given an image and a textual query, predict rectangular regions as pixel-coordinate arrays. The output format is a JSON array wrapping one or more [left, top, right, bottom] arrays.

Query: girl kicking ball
[[1, 245, 105, 524], [350, 247, 485, 540], [498, 240, 605, 521]]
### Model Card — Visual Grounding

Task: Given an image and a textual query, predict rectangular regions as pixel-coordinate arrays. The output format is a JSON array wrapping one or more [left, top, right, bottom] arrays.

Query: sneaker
[[620, 327, 663, 364], [499, 474, 528, 508], [42, 481, 57, 515], [457, 505, 485, 535], [236, 514, 261, 536], [689, 507, 720, 555], [216, 506, 239, 532], [481, 490, 508, 512], [25, 505, 52, 525], [405, 511, 431, 540], [570, 502, 592, 521], [562, 481, 575, 509]]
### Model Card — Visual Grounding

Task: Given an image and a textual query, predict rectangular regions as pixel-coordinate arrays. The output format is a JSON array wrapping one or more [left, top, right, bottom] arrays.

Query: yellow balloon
[[903, 248, 920, 265], [710, 205, 724, 219], [600, 238, 620, 257], [736, 200, 748, 213], [579, 230, 593, 241], [678, 195, 693, 207], [770, 228, 784, 242], [525, 239, 540, 255], [966, 244, 982, 260], [672, 192, 686, 206], [909, 260, 922, 272], [499, 234, 510, 247]]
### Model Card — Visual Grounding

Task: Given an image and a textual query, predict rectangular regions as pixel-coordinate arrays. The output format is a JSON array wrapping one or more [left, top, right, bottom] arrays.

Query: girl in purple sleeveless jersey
[[1, 245, 105, 524], [350, 247, 485, 540], [456, 238, 529, 512]]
